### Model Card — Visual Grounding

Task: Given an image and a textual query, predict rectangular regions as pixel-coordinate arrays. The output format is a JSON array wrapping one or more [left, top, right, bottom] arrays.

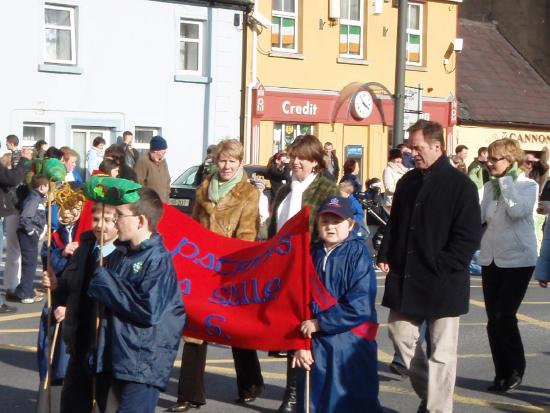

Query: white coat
[[479, 174, 538, 268], [382, 161, 408, 209]]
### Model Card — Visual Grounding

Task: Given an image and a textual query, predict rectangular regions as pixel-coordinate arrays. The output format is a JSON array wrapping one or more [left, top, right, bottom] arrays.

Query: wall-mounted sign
[[281, 100, 319, 116], [255, 84, 265, 115], [404, 86, 422, 112]]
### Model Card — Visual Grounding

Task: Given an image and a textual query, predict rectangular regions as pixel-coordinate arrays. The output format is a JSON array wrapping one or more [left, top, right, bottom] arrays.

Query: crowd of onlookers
[[2, 122, 550, 413]]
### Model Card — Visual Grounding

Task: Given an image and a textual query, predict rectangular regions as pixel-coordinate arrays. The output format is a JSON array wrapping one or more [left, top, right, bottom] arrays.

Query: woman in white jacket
[[382, 148, 409, 212], [479, 138, 538, 393]]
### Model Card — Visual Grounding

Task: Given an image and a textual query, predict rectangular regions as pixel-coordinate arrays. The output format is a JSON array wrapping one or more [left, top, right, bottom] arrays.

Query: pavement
[[1, 270, 550, 412]]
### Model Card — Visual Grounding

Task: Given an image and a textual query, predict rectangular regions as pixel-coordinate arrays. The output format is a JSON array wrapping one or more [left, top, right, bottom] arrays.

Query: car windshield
[[172, 165, 199, 186]]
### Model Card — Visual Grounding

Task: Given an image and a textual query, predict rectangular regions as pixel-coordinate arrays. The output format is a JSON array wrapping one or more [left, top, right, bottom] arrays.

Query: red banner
[[160, 205, 313, 351], [76, 202, 314, 351]]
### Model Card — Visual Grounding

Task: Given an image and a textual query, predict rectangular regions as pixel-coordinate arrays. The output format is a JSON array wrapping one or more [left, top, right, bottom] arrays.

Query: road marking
[[1, 345, 547, 411], [0, 328, 39, 334], [470, 299, 550, 329], [191, 365, 549, 412], [0, 312, 41, 323], [0, 343, 37, 352], [521, 301, 550, 305]]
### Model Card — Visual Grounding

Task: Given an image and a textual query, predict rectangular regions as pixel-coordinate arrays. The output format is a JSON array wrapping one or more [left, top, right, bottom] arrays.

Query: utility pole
[[392, 0, 408, 147]]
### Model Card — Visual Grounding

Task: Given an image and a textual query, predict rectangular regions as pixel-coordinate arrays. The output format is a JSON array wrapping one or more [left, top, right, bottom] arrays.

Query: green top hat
[[84, 175, 142, 205]]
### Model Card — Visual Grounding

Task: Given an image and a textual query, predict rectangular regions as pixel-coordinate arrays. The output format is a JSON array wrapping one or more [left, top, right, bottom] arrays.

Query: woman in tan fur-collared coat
[[167, 139, 264, 413]]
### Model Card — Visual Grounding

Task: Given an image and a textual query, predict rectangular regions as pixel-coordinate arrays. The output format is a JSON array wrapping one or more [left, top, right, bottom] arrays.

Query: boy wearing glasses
[[88, 187, 186, 413]]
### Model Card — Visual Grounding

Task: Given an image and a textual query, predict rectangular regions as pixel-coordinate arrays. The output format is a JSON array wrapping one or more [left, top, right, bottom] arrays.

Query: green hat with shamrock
[[84, 175, 142, 205]]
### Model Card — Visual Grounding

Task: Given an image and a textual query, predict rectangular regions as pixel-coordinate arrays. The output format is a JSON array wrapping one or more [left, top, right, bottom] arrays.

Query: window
[[273, 123, 313, 153], [179, 20, 203, 74], [22, 123, 53, 148], [44, 4, 76, 64], [272, 0, 298, 52], [340, 0, 363, 58], [406, 3, 423, 66], [135, 127, 162, 154]]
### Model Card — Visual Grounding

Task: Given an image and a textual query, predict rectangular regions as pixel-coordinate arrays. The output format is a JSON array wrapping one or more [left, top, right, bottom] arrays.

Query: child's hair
[[99, 158, 119, 176], [32, 174, 49, 189], [128, 187, 163, 231], [45, 147, 63, 160], [61, 147, 78, 161], [0, 153, 12, 168], [338, 180, 354, 195], [6, 134, 19, 146], [366, 177, 381, 189], [92, 202, 115, 214]]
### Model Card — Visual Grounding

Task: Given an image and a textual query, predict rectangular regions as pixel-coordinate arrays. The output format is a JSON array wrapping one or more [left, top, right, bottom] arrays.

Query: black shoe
[[416, 400, 427, 413], [487, 377, 506, 392], [278, 356, 297, 413], [165, 401, 202, 412], [4, 290, 18, 302], [503, 371, 523, 391], [235, 396, 256, 404], [389, 361, 409, 378], [0, 303, 17, 314], [277, 400, 296, 413]]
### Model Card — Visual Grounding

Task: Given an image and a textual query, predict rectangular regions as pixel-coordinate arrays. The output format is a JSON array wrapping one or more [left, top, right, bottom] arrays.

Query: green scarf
[[208, 167, 244, 204], [490, 161, 519, 200]]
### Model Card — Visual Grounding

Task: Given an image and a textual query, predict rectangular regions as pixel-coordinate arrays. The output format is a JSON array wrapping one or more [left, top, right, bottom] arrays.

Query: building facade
[[243, 0, 462, 183], [456, 19, 550, 167], [0, 0, 246, 178]]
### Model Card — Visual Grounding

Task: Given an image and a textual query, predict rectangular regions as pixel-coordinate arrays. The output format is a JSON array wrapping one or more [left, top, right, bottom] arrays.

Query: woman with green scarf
[[166, 139, 264, 412], [479, 138, 538, 393]]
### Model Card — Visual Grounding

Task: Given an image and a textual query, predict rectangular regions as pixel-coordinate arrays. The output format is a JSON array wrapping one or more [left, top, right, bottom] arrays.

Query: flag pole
[[302, 207, 313, 413], [92, 203, 105, 410], [43, 181, 56, 413]]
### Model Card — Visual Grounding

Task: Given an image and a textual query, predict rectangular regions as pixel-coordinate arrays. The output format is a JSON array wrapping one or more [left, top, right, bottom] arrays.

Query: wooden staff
[[91, 203, 105, 411], [306, 370, 310, 413], [43, 181, 56, 413]]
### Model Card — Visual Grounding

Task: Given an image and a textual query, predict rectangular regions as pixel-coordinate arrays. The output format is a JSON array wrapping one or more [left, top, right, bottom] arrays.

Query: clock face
[[352, 90, 374, 120]]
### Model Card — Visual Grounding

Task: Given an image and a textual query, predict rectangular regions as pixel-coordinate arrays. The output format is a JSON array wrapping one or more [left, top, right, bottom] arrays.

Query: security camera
[[250, 10, 272, 28], [453, 38, 464, 53]]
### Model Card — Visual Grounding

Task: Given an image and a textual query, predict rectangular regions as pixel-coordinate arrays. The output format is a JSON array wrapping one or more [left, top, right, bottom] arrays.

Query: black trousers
[[177, 342, 264, 403], [481, 262, 533, 380], [60, 354, 115, 413], [15, 230, 39, 299]]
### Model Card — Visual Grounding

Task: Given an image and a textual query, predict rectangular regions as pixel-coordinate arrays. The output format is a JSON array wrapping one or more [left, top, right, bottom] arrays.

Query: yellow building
[[243, 0, 463, 184]]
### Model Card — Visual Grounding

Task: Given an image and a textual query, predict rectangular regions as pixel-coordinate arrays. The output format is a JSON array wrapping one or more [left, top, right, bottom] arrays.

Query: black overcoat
[[377, 155, 482, 318]]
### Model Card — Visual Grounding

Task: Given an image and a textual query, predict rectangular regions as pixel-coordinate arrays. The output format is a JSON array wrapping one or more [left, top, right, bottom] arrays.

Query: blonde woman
[[479, 138, 538, 392], [168, 139, 263, 412]]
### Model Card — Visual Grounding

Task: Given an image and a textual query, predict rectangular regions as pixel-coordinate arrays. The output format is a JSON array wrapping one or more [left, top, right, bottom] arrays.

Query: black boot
[[277, 356, 297, 413]]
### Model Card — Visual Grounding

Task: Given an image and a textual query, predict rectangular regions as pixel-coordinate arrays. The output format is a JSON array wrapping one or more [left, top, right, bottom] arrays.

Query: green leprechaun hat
[[43, 158, 67, 182], [84, 175, 142, 205]]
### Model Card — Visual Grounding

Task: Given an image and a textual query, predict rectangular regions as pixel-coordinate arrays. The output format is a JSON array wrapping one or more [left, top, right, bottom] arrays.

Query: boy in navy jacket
[[12, 174, 49, 303], [293, 196, 381, 413], [88, 187, 186, 412]]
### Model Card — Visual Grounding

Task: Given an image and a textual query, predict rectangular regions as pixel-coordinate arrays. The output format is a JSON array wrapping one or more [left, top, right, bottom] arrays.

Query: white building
[[0, 0, 248, 179]]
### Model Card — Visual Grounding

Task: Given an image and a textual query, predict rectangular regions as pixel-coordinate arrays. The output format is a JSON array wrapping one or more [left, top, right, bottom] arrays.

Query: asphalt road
[[1, 270, 549, 412]]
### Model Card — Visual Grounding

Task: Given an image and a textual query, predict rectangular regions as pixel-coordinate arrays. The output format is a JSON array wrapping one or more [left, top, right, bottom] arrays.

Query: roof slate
[[457, 19, 550, 128]]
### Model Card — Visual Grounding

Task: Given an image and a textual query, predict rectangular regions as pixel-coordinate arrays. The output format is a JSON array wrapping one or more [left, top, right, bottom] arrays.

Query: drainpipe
[[244, 17, 258, 164]]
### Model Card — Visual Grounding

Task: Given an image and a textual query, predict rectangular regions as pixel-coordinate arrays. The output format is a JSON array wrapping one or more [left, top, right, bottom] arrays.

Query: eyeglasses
[[113, 213, 137, 222], [487, 156, 506, 164]]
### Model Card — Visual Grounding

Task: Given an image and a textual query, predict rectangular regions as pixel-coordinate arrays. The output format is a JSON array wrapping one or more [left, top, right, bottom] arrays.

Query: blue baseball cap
[[318, 196, 354, 220]]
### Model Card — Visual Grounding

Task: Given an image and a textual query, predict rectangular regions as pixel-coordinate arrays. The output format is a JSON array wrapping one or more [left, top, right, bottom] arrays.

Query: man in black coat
[[377, 120, 481, 413]]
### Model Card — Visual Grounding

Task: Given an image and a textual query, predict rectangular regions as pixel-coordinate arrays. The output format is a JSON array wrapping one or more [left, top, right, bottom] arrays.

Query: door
[[72, 128, 111, 176]]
